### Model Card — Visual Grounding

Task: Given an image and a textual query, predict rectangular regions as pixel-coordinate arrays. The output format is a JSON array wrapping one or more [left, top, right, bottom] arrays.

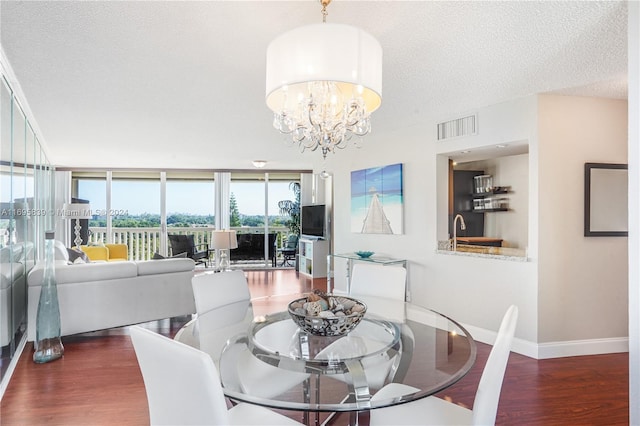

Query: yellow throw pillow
[[106, 244, 128, 261], [80, 245, 109, 261]]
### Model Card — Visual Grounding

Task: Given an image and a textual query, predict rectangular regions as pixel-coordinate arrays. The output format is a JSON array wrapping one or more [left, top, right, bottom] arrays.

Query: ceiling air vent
[[437, 114, 477, 141]]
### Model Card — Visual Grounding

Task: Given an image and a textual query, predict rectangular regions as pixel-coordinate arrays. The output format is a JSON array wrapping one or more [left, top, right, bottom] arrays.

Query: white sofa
[[27, 244, 196, 341]]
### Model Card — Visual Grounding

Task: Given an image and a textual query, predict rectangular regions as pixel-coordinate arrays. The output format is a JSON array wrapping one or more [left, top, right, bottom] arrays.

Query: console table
[[327, 253, 408, 300]]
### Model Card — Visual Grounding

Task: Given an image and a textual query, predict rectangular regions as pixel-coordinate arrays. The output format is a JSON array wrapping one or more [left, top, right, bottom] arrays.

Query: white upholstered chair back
[[131, 326, 305, 426], [192, 270, 250, 315], [472, 304, 519, 425], [316, 264, 408, 391], [191, 270, 309, 400], [130, 326, 230, 425], [369, 305, 519, 426], [191, 271, 253, 362], [350, 263, 407, 301]]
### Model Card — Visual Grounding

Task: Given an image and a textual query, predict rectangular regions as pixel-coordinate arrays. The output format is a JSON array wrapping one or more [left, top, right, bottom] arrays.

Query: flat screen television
[[301, 204, 326, 238]]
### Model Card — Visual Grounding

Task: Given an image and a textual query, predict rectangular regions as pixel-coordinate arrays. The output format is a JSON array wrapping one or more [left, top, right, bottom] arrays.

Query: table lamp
[[211, 230, 238, 271], [63, 203, 92, 249]]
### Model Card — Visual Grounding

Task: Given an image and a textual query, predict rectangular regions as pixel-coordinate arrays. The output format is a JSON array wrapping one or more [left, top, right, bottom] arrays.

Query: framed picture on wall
[[350, 163, 404, 234], [584, 162, 628, 237]]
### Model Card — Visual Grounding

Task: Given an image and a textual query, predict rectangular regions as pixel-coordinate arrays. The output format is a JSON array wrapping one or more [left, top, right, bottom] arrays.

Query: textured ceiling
[[0, 1, 628, 170]]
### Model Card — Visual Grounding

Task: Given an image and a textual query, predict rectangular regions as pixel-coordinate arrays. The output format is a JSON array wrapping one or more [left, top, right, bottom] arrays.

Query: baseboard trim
[[536, 337, 629, 359], [461, 323, 628, 360]]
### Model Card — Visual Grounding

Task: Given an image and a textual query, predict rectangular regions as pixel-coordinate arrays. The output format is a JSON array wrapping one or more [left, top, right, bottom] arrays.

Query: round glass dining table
[[175, 294, 476, 421]]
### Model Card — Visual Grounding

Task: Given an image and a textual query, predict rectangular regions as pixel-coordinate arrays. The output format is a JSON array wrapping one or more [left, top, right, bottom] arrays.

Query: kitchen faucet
[[453, 214, 466, 251]]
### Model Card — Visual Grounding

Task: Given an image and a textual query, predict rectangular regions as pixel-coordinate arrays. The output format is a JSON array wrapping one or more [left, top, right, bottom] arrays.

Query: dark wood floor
[[0, 270, 629, 425]]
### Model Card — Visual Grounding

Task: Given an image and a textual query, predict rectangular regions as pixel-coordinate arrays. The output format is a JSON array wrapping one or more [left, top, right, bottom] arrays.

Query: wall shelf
[[472, 186, 510, 212], [472, 187, 509, 197], [472, 208, 509, 213]]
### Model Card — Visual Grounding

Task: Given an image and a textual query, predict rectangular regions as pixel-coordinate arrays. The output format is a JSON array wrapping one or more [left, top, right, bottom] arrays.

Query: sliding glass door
[[71, 170, 302, 267]]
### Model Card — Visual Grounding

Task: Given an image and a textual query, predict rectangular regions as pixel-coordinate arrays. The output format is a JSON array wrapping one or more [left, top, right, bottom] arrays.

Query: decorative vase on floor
[[33, 230, 64, 363]]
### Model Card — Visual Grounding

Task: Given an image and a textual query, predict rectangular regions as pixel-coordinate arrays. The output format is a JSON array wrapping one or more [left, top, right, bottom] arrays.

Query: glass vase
[[33, 230, 64, 363]]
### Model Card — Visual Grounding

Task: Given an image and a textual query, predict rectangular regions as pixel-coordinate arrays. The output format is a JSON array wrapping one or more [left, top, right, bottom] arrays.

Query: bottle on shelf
[[473, 175, 493, 194]]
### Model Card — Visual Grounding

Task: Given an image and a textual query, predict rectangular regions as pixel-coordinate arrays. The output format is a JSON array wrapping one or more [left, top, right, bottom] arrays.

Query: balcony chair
[[191, 271, 309, 399], [129, 326, 303, 426], [278, 234, 299, 267], [168, 234, 208, 266], [369, 305, 519, 426]]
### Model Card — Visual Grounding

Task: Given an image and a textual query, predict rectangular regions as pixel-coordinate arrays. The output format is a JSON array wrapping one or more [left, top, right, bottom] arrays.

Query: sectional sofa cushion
[[0, 262, 24, 290], [151, 252, 188, 260], [0, 245, 22, 263], [28, 261, 138, 285], [137, 258, 195, 276]]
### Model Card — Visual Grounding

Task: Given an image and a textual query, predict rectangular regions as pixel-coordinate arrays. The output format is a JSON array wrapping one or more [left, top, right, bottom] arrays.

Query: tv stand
[[298, 238, 329, 278]]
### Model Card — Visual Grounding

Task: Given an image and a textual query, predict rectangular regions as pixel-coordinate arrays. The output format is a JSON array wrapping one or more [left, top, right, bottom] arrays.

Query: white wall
[[325, 93, 628, 357], [537, 95, 628, 344], [325, 96, 540, 349]]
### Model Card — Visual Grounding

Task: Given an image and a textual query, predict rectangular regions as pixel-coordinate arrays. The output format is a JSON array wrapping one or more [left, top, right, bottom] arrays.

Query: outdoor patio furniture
[[278, 235, 298, 267], [168, 234, 209, 266], [232, 233, 277, 267]]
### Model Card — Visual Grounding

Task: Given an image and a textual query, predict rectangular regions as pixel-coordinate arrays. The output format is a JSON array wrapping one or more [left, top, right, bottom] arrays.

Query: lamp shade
[[62, 203, 92, 219], [265, 23, 382, 114], [211, 230, 238, 250]]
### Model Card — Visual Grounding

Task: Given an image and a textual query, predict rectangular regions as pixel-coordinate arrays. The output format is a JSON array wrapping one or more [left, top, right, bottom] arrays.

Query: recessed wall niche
[[441, 144, 529, 251]]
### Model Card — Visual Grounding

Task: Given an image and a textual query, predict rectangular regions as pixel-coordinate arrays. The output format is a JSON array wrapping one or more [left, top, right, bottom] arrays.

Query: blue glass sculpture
[[33, 230, 64, 363]]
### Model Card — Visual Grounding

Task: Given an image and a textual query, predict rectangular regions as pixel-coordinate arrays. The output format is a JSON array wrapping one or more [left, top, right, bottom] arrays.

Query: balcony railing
[[88, 226, 291, 263]]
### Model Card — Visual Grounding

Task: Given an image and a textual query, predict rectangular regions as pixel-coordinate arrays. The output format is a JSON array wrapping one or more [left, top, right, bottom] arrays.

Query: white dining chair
[[129, 326, 303, 426], [369, 305, 519, 426], [191, 271, 309, 399], [315, 263, 408, 390], [349, 263, 407, 301]]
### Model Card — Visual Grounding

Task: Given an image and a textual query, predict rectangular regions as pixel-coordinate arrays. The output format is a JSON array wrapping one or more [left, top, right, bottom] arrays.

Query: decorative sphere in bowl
[[355, 251, 374, 258], [288, 292, 367, 336]]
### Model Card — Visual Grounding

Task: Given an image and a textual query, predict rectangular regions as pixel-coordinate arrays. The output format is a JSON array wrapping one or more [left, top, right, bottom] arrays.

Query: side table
[[326, 253, 409, 300]]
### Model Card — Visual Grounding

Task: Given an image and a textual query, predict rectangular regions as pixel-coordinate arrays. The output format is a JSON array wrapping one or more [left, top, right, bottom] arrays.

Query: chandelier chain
[[320, 0, 331, 23]]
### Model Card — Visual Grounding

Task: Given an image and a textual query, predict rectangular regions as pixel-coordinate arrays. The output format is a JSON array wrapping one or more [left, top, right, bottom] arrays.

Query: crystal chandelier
[[266, 0, 382, 159]]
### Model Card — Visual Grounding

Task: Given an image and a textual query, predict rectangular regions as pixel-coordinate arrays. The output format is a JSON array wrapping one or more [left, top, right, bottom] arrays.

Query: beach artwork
[[351, 163, 404, 234]]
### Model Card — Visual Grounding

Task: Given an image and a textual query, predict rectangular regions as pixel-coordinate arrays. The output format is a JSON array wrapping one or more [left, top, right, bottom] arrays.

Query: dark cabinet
[[450, 170, 485, 237]]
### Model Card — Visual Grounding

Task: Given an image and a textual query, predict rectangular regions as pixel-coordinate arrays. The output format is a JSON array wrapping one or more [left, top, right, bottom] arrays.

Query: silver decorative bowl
[[288, 295, 367, 337]]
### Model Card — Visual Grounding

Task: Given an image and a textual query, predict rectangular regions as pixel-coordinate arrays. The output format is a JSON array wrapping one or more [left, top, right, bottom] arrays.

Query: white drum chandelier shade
[[266, 22, 382, 158]]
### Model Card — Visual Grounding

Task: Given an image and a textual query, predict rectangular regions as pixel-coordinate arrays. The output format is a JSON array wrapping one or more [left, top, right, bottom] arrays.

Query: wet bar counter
[[437, 241, 527, 261]]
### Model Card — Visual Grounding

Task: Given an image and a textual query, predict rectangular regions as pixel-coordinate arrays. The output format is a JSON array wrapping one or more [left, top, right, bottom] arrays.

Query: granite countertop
[[436, 241, 527, 261]]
